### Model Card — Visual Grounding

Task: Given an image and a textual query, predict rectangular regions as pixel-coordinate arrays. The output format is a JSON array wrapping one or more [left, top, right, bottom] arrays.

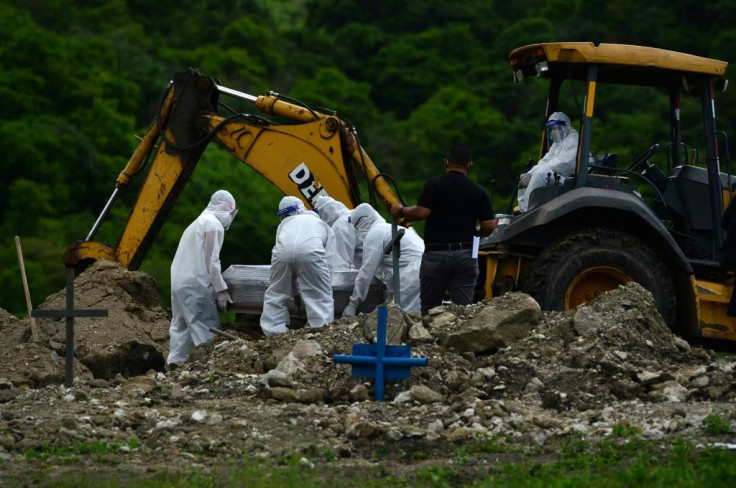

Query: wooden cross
[[32, 268, 107, 387]]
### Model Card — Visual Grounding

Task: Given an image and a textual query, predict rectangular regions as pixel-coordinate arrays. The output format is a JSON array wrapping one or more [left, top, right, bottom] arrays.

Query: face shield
[[277, 196, 306, 220], [224, 206, 238, 230], [546, 118, 567, 146], [277, 205, 302, 219]]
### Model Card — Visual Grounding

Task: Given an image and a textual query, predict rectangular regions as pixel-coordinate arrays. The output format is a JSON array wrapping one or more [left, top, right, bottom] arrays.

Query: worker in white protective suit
[[516, 112, 579, 212], [260, 196, 336, 336], [167, 190, 238, 367], [342, 203, 425, 316], [314, 194, 363, 269]]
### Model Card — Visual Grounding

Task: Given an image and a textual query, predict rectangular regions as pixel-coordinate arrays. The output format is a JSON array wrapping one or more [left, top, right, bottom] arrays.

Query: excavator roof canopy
[[509, 42, 728, 90]]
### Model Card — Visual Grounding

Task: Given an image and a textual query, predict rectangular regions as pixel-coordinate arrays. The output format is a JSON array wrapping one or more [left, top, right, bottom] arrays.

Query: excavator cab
[[482, 42, 735, 342]]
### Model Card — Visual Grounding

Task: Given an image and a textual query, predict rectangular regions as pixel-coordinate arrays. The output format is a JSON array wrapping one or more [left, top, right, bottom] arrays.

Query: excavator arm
[[63, 69, 400, 270]]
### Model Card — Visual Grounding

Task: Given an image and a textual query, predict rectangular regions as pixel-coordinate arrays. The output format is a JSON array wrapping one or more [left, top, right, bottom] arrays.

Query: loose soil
[[1, 260, 736, 485]]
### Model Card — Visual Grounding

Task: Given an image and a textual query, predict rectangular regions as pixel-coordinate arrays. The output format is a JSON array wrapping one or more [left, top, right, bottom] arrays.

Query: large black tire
[[522, 228, 677, 326]]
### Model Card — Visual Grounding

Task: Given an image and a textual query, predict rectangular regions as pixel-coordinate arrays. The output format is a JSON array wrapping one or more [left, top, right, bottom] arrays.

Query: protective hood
[[205, 189, 237, 230], [350, 203, 385, 233], [277, 195, 307, 219], [314, 195, 349, 226], [546, 111, 573, 145]]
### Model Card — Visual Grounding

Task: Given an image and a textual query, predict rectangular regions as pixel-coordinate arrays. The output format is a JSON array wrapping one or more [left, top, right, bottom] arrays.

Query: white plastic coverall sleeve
[[332, 215, 357, 270], [203, 225, 227, 293], [260, 211, 335, 336], [167, 190, 236, 365], [315, 195, 357, 270], [349, 225, 385, 308], [517, 112, 579, 212], [348, 204, 424, 313]]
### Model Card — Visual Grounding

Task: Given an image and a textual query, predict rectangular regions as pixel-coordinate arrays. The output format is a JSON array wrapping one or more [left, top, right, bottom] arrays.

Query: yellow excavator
[[65, 42, 736, 344], [63, 68, 401, 271]]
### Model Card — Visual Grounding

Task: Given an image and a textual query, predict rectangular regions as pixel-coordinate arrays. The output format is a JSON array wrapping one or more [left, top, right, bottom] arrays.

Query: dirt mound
[[486, 283, 719, 410], [2, 264, 729, 409], [0, 260, 170, 386], [186, 283, 729, 408], [3, 268, 736, 481], [0, 307, 18, 325]]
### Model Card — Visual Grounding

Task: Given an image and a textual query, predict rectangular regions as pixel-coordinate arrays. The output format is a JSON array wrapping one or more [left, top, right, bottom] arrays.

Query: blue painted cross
[[333, 306, 427, 401], [32, 268, 107, 387]]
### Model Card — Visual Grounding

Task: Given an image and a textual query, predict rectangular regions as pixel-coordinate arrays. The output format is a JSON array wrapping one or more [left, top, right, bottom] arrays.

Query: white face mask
[[354, 215, 372, 232], [223, 208, 238, 230]]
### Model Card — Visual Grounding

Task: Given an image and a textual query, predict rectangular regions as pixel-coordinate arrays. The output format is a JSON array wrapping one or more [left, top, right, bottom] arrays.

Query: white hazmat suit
[[260, 196, 336, 336], [343, 203, 424, 316], [314, 194, 363, 269], [517, 112, 579, 212], [168, 190, 237, 366]]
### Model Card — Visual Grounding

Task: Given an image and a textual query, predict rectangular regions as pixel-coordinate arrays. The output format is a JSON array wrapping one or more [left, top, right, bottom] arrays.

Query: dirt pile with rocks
[[1, 261, 735, 483], [0, 260, 169, 388]]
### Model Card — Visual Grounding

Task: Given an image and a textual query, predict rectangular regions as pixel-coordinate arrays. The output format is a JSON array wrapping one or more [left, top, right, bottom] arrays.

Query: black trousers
[[419, 249, 479, 315]]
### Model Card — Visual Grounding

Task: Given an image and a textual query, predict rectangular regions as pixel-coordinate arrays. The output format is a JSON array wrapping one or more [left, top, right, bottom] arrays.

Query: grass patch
[[24, 439, 140, 461], [703, 410, 731, 435], [8, 438, 736, 487]]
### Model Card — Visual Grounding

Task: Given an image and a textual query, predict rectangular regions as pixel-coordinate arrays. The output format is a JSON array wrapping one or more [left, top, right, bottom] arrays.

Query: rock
[[410, 385, 445, 404], [393, 391, 412, 403], [122, 376, 157, 394], [88, 378, 110, 388], [400, 425, 425, 437], [650, 381, 689, 402], [637, 371, 671, 386], [0, 434, 15, 449], [690, 348, 711, 361], [349, 384, 370, 402], [260, 369, 293, 388], [437, 293, 540, 353], [427, 419, 444, 432], [447, 427, 470, 442], [408, 322, 433, 343], [573, 306, 601, 336], [265, 387, 326, 404], [674, 337, 691, 352], [524, 377, 544, 392], [689, 375, 710, 388], [191, 410, 208, 422], [290, 340, 323, 359], [642, 428, 665, 440], [426, 311, 455, 328], [346, 421, 388, 439], [427, 307, 448, 317], [274, 353, 304, 377], [207, 414, 223, 425]]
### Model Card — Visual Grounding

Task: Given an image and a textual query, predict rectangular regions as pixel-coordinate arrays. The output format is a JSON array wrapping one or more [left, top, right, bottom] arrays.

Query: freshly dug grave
[[1, 261, 735, 484]]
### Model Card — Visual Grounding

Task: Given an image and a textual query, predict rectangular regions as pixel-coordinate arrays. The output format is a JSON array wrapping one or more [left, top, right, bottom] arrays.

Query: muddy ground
[[1, 260, 736, 485]]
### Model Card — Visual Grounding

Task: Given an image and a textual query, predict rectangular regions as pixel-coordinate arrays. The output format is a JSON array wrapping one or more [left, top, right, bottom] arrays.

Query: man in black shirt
[[390, 144, 496, 315]]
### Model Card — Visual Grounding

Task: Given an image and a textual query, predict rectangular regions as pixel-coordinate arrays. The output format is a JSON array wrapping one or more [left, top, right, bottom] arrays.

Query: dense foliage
[[1, 0, 735, 315]]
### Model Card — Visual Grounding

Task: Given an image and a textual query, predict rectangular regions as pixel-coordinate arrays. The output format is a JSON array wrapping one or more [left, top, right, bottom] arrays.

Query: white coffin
[[222, 265, 387, 317]]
